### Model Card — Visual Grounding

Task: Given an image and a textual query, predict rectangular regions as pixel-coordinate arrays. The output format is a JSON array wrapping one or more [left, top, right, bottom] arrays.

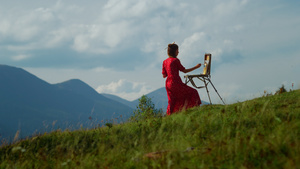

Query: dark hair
[[167, 43, 178, 57]]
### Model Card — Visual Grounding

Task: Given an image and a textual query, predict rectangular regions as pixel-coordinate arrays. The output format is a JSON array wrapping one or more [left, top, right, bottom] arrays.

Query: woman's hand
[[195, 63, 201, 68]]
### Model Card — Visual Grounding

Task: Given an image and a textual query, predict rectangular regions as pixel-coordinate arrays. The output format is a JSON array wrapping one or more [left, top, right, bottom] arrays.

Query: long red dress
[[162, 57, 201, 115]]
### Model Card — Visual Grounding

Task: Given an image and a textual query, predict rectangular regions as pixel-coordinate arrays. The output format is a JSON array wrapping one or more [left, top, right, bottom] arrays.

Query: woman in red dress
[[162, 43, 202, 115]]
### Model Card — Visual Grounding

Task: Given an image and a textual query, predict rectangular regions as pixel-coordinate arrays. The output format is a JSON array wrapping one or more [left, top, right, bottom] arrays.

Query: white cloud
[[72, 34, 90, 52], [0, 20, 10, 36], [44, 28, 71, 48], [96, 79, 152, 101], [213, 0, 248, 17], [102, 0, 167, 22], [103, 21, 132, 48], [180, 32, 207, 66], [12, 54, 32, 61], [10, 7, 55, 42], [0, 5, 64, 51]]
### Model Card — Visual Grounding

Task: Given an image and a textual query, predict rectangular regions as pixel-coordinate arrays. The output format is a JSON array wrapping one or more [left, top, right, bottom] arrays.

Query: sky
[[0, 0, 299, 103]]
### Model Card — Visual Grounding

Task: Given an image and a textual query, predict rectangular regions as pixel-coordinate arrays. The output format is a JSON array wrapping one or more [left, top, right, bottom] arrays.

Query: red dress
[[162, 57, 201, 115]]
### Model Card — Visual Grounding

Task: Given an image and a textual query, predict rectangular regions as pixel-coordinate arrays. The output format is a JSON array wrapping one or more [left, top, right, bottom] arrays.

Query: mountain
[[55, 79, 133, 119], [55, 79, 107, 101], [0, 65, 133, 142], [101, 93, 136, 109]]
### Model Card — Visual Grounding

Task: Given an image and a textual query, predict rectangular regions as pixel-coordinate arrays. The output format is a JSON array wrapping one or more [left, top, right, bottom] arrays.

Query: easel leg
[[203, 79, 212, 105], [207, 79, 226, 105]]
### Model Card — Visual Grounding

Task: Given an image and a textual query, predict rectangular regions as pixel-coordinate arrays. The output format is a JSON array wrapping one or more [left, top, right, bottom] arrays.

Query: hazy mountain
[[0, 65, 133, 142], [55, 79, 133, 119], [101, 93, 136, 109], [55, 79, 107, 101]]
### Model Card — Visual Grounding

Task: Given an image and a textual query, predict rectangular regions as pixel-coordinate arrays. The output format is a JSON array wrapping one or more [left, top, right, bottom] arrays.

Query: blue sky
[[0, 0, 299, 103]]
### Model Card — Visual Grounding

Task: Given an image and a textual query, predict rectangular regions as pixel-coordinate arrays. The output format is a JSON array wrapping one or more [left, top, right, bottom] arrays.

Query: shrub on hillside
[[130, 95, 163, 122]]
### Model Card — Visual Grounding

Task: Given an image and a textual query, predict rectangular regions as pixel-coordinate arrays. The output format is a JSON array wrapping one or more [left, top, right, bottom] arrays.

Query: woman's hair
[[167, 43, 178, 57]]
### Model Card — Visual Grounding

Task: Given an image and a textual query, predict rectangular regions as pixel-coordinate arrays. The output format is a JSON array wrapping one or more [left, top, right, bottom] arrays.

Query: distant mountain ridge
[[101, 93, 137, 108], [0, 65, 133, 142]]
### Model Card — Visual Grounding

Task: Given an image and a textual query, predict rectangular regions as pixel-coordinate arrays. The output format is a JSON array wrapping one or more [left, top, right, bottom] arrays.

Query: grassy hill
[[0, 90, 299, 168]]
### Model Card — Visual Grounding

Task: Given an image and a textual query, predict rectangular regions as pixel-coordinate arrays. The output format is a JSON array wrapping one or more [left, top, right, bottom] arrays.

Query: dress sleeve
[[176, 59, 185, 72], [162, 62, 167, 77]]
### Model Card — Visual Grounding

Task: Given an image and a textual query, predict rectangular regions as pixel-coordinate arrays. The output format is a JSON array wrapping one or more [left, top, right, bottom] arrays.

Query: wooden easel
[[184, 53, 225, 105]]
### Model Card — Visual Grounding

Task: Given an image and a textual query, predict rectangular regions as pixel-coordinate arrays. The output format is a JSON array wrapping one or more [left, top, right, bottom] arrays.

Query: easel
[[184, 53, 225, 105]]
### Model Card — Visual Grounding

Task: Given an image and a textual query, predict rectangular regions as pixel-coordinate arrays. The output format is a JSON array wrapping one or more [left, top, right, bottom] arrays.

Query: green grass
[[0, 90, 299, 168]]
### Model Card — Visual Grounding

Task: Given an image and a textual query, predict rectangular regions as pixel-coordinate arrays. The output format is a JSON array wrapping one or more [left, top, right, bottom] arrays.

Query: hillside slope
[[0, 90, 299, 168]]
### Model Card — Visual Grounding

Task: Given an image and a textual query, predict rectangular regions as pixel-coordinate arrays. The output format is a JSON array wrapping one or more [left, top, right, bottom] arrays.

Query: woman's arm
[[182, 63, 201, 73]]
